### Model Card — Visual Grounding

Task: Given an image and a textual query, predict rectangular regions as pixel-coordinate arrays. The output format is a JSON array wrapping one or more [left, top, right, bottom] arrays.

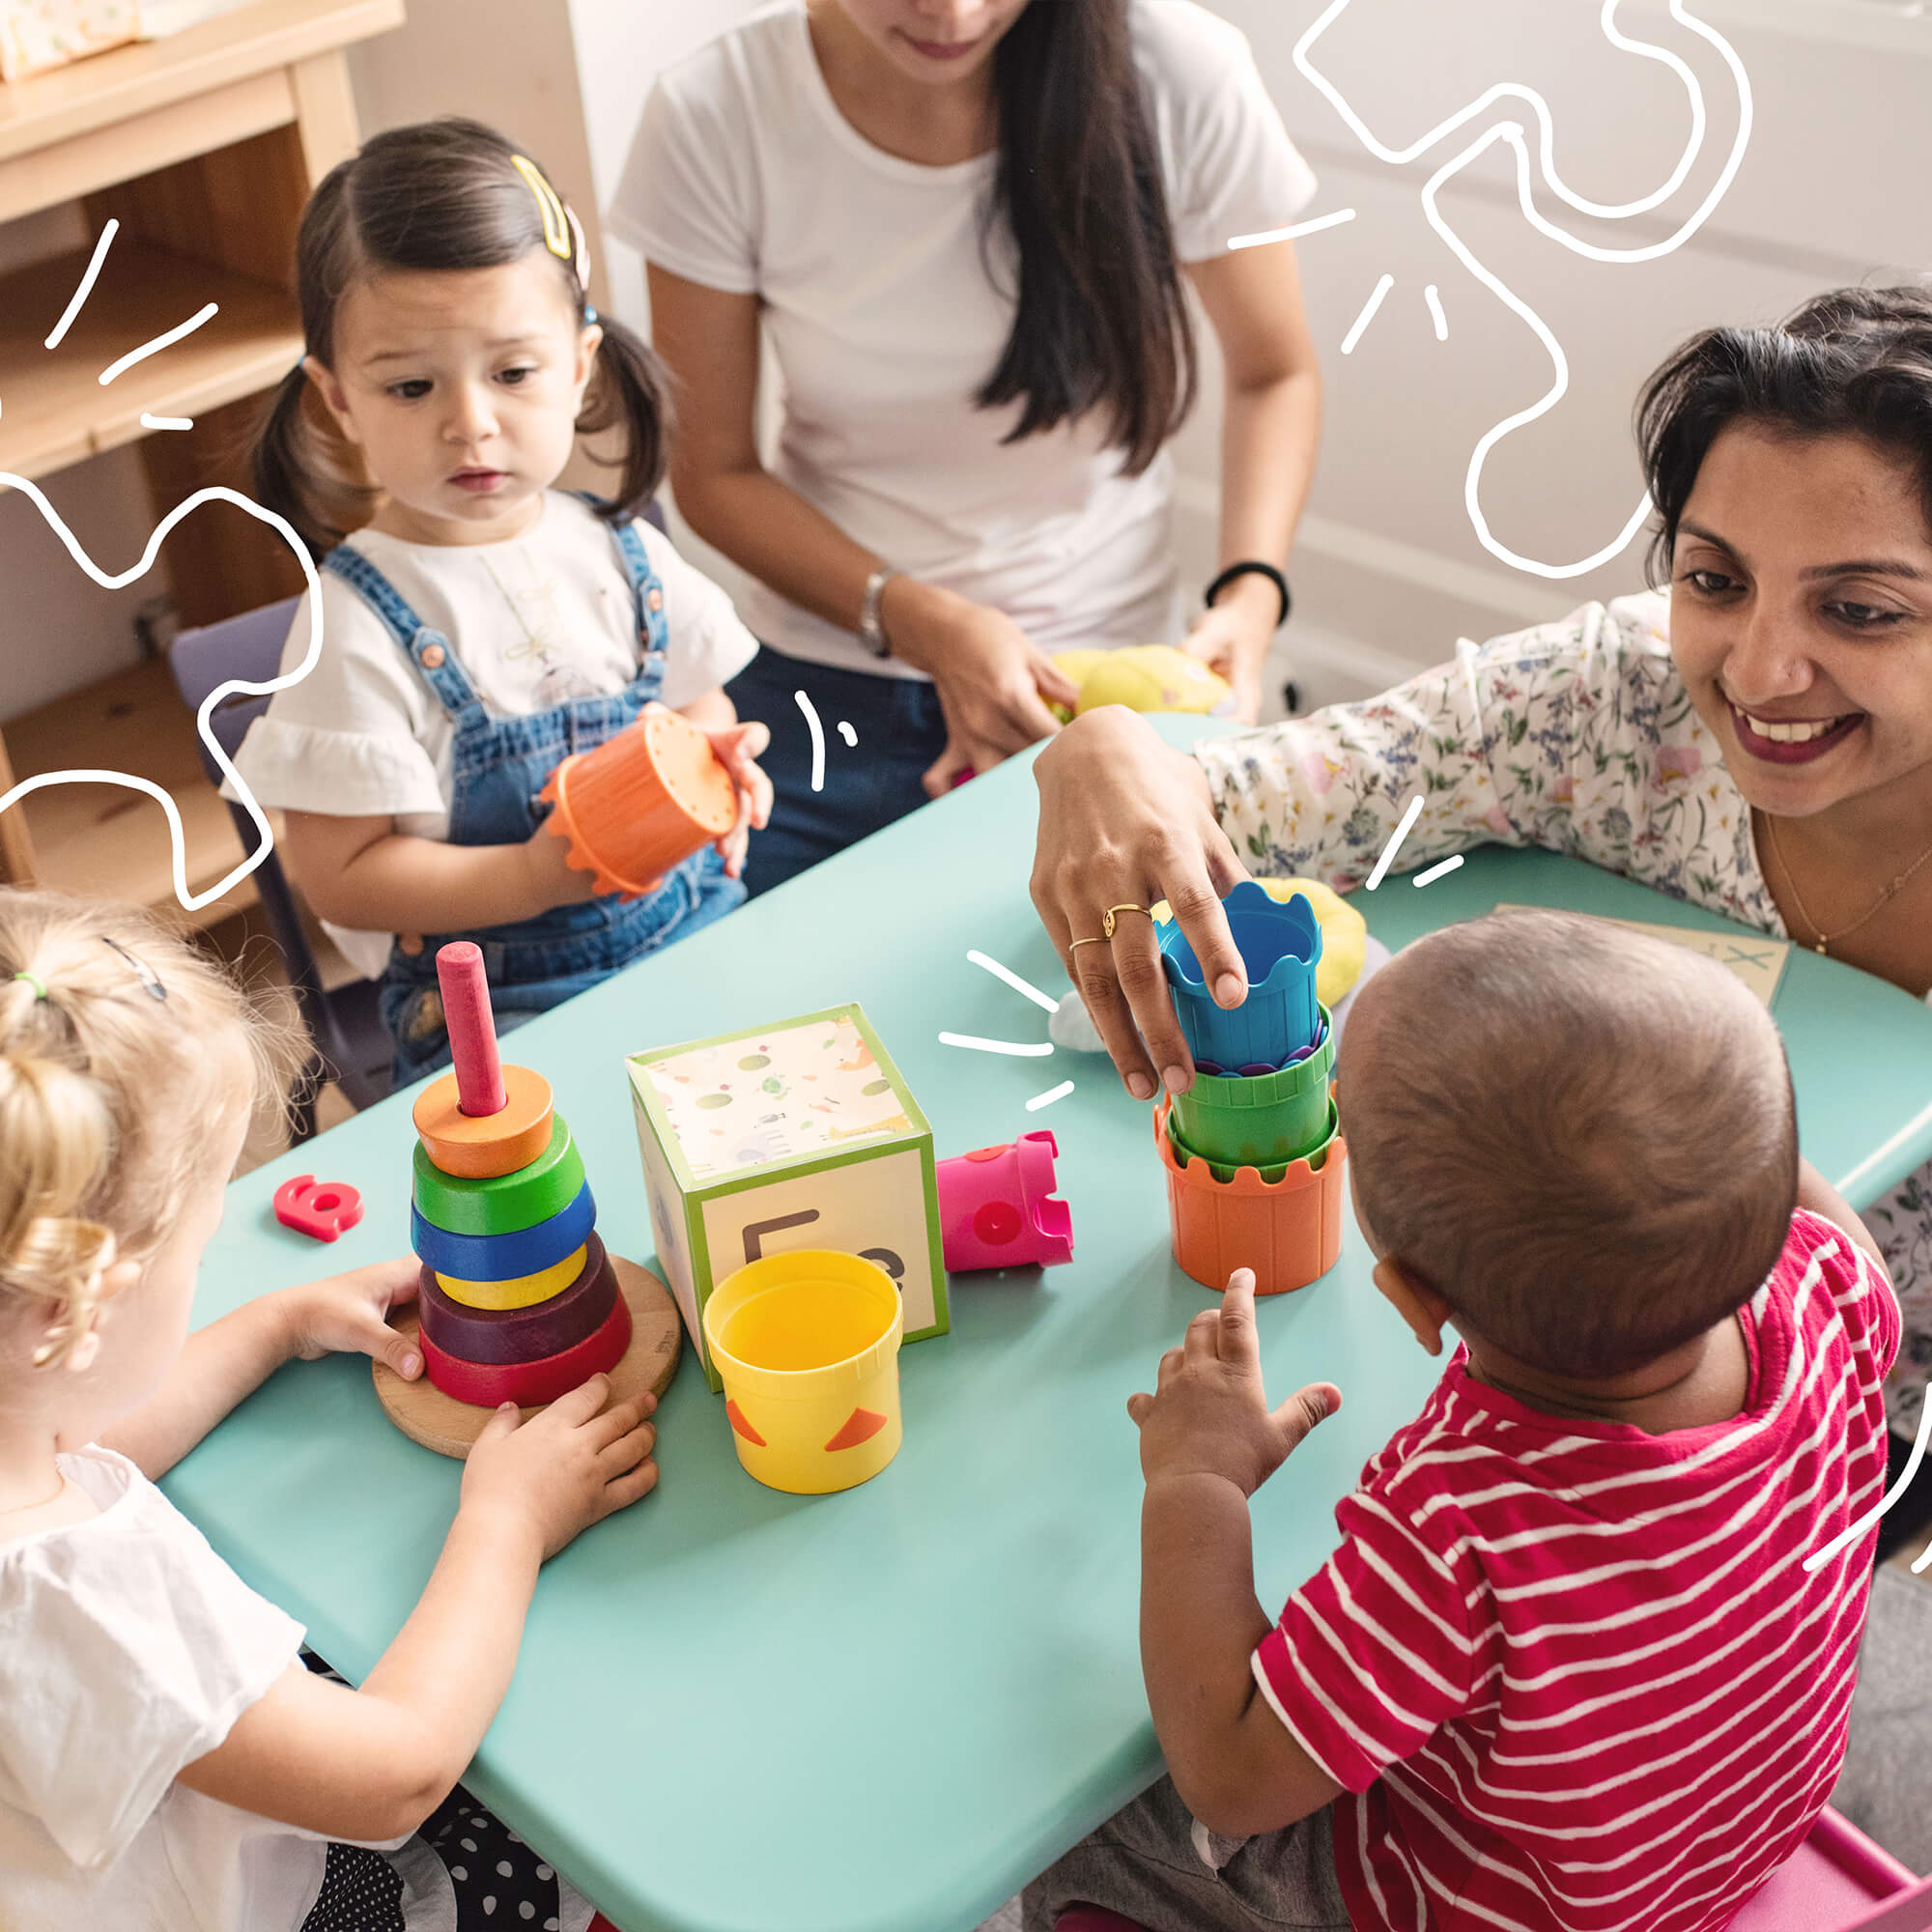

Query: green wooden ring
[[412, 1114, 584, 1237]]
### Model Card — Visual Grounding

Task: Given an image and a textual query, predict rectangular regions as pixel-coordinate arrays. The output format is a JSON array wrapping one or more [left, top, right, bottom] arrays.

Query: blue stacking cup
[[1159, 880, 1322, 1070]]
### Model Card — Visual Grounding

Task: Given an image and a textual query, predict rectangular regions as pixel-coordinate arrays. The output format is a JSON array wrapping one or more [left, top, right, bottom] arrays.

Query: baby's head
[[254, 116, 669, 553], [0, 892, 302, 1422], [1335, 909, 1797, 1381]]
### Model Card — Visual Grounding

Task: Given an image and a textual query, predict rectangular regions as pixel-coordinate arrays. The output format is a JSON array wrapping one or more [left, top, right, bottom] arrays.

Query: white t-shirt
[[0, 1447, 324, 1932], [230, 491, 759, 978], [610, 0, 1316, 677]]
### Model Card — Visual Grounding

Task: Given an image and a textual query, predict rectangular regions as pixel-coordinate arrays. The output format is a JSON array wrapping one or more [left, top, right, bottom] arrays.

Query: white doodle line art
[[1252, 0, 1753, 580], [953, 949, 1076, 1108], [0, 479, 322, 912], [43, 218, 119, 351], [1803, 1369, 1932, 1577], [793, 690, 858, 791]]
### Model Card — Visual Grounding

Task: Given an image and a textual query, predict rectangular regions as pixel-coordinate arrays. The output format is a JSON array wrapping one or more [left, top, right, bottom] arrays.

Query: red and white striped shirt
[[1253, 1210, 1901, 1932]]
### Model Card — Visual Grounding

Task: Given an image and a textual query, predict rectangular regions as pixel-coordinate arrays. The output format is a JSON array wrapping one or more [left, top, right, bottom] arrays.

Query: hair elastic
[[11, 971, 46, 1002], [99, 936, 167, 1002]]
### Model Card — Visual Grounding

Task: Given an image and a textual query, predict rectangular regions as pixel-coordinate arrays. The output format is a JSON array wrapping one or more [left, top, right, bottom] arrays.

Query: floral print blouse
[[1195, 589, 1931, 1444]]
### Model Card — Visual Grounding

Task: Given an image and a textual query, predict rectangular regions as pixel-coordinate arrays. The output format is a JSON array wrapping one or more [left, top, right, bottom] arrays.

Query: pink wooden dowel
[[436, 942, 507, 1118]]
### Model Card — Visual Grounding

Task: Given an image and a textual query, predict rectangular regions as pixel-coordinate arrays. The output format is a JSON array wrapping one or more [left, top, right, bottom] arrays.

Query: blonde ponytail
[[0, 891, 305, 1369]]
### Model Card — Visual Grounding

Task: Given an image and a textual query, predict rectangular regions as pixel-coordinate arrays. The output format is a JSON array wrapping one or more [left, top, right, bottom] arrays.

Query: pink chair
[[1055, 1806, 1932, 1932]]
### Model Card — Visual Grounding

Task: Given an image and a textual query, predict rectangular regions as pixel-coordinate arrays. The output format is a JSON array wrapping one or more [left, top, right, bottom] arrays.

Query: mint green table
[[168, 718, 1932, 1932]]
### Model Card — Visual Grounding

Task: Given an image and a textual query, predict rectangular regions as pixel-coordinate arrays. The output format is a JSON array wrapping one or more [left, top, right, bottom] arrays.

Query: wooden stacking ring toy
[[413, 1062, 554, 1179], [412, 1115, 584, 1237], [417, 1288, 633, 1408], [418, 1236, 618, 1366], [437, 1242, 589, 1312], [377, 942, 681, 1457], [411, 1182, 594, 1281]]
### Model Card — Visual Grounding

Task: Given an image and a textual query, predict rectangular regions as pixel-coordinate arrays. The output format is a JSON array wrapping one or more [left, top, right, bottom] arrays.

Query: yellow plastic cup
[[701, 1251, 905, 1494]]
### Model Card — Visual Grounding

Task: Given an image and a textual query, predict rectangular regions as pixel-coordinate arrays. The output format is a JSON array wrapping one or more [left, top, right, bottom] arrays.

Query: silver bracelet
[[859, 566, 900, 659]]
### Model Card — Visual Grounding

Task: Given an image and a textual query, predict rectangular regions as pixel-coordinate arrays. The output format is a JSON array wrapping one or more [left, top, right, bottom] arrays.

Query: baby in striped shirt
[[1026, 907, 1901, 1932]]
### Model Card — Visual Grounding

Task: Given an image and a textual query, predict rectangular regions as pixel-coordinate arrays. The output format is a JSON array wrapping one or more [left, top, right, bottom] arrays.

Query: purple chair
[[1056, 1805, 1932, 1932]]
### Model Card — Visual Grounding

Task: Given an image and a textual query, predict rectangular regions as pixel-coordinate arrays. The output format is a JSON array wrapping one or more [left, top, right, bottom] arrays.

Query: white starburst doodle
[[1244, 0, 1752, 579]]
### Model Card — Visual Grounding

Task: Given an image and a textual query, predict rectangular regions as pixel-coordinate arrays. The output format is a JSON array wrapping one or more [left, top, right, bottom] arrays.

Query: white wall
[[1191, 0, 1932, 711], [18, 0, 1921, 728]]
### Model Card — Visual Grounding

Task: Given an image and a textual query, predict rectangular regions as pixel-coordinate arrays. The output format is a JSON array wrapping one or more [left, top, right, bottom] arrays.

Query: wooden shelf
[[0, 236, 299, 477], [0, 0, 403, 223], [4, 657, 268, 929], [0, 0, 398, 900]]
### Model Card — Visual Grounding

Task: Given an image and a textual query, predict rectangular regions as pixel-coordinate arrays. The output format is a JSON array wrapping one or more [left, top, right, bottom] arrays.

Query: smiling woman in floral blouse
[[1031, 285, 1932, 1515]]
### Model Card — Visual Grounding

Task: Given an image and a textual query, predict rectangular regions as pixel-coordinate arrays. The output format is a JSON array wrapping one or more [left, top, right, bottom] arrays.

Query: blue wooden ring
[[411, 1181, 595, 1280], [418, 1233, 616, 1365]]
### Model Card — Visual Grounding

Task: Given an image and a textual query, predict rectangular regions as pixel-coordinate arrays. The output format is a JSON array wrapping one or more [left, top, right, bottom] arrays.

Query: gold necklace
[[1763, 811, 1932, 955]]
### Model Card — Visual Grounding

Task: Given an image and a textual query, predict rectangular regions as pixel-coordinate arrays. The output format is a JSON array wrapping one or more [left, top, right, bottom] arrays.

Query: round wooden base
[[374, 1256, 682, 1460]]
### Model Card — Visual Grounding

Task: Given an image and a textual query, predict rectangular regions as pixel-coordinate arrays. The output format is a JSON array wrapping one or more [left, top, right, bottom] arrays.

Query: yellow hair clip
[[512, 155, 574, 263]]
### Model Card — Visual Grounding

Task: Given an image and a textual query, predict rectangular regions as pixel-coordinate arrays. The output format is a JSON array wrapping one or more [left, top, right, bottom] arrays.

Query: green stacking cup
[[1166, 1096, 1340, 1187], [1169, 1004, 1334, 1169]]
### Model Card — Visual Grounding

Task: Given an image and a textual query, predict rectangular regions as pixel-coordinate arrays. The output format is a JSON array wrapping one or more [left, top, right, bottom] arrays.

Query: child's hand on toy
[[276, 1258, 426, 1381], [523, 812, 603, 909], [1127, 1270, 1339, 1498], [700, 721, 773, 882], [460, 1376, 659, 1560]]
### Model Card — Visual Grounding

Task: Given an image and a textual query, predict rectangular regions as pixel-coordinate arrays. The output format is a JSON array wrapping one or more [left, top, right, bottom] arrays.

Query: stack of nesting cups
[[1154, 880, 1349, 1295]]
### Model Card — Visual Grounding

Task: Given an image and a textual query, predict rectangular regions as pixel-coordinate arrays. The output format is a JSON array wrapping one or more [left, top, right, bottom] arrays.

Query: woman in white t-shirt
[[613, 0, 1322, 894]]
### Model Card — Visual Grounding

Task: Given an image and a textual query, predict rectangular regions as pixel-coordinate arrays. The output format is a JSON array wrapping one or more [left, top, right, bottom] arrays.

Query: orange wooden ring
[[413, 1063, 554, 1179]]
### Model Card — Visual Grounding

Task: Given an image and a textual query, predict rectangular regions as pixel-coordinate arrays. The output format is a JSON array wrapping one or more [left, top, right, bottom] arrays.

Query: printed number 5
[[739, 1213, 904, 1290]]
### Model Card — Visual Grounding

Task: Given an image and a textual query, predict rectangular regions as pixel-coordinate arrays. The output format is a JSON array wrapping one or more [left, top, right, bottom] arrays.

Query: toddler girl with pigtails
[[236, 118, 773, 1085], [0, 888, 647, 1929]]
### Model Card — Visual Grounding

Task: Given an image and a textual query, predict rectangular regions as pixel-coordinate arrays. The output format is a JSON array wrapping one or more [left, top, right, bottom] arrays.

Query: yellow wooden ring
[[436, 1243, 589, 1312]]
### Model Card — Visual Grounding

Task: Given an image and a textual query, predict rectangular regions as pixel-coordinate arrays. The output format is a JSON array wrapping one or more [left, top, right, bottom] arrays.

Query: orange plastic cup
[[1154, 1098, 1349, 1296], [538, 705, 738, 900]]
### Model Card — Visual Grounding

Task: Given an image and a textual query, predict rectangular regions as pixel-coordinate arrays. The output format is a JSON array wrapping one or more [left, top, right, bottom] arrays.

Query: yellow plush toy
[[1151, 876, 1367, 1009], [1048, 645, 1232, 724]]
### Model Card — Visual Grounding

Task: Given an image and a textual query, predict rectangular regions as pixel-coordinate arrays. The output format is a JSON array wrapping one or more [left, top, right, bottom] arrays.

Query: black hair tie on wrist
[[1205, 560, 1291, 630]]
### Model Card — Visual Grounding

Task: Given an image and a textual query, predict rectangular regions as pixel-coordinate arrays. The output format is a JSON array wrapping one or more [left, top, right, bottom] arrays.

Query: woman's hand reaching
[[1030, 706, 1253, 1100], [881, 581, 1079, 796]]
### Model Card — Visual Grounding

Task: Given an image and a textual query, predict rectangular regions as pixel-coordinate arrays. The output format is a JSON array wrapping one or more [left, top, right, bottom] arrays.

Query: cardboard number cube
[[628, 1004, 947, 1392]]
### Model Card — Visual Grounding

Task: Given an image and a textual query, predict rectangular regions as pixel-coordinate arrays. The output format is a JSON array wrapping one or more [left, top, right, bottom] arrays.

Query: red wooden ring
[[417, 1234, 617, 1366], [420, 1288, 634, 1408]]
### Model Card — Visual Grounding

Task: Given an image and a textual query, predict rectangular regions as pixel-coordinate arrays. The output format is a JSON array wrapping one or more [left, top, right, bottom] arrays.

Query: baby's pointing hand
[[1126, 1269, 1341, 1498], [278, 1257, 424, 1382]]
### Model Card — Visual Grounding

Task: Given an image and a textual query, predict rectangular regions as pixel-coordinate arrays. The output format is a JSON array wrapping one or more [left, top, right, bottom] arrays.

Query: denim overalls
[[323, 505, 745, 1087]]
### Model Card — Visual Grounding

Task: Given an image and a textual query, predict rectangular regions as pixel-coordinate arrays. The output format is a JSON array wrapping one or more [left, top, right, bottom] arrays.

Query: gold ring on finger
[[1067, 936, 1108, 953], [1102, 903, 1151, 942]]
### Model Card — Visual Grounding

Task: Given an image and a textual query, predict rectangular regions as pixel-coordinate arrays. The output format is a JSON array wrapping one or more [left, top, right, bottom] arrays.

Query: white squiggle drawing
[[98, 302, 219, 385], [44, 219, 118, 352], [794, 688, 827, 792], [1341, 273, 1395, 355], [1229, 206, 1358, 252], [1280, 0, 1754, 579], [1802, 1377, 1931, 1576], [0, 479, 322, 912]]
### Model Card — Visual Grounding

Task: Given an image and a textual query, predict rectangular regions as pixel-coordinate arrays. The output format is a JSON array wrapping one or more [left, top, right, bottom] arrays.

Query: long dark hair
[[978, 1, 1197, 474], [1636, 283, 1932, 582], [254, 118, 669, 556]]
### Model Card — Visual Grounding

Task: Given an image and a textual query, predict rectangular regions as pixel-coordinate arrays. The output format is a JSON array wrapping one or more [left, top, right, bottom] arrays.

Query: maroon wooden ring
[[417, 1233, 616, 1366], [421, 1288, 634, 1408]]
